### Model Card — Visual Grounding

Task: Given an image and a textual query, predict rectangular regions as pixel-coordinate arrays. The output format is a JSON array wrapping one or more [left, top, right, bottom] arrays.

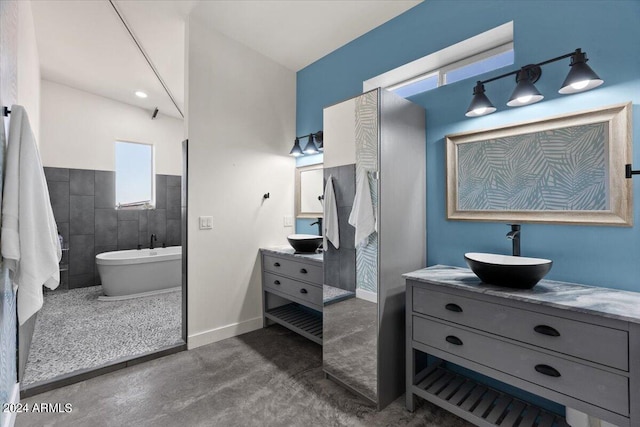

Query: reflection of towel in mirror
[[323, 175, 339, 250], [1, 105, 62, 325], [349, 168, 376, 247]]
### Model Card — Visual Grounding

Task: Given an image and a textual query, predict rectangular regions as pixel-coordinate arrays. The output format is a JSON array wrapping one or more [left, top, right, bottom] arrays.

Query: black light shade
[[303, 134, 319, 154], [289, 137, 303, 157], [559, 49, 603, 94], [507, 69, 544, 107], [465, 82, 496, 117]]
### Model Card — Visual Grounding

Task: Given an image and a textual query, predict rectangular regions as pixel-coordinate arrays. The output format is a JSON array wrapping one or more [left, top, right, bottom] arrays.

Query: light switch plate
[[199, 216, 213, 230], [283, 215, 293, 227]]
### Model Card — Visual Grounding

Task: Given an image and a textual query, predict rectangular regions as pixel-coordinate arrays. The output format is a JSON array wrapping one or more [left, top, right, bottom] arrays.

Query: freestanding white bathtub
[[95, 246, 182, 301]]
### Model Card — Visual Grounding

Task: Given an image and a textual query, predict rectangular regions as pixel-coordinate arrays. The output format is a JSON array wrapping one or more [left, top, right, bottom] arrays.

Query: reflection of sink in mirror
[[287, 234, 323, 253], [464, 252, 552, 289]]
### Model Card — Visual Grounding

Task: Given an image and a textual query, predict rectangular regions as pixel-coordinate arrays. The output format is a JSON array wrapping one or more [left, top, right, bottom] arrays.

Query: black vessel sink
[[287, 234, 322, 253], [464, 252, 552, 289]]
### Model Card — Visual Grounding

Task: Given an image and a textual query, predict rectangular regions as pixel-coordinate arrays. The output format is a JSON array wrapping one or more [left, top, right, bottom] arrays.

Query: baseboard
[[187, 316, 263, 349], [356, 288, 378, 303], [2, 382, 20, 427]]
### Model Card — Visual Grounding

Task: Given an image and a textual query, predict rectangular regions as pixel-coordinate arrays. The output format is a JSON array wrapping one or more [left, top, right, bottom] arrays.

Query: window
[[443, 47, 514, 85], [387, 73, 439, 99], [363, 22, 514, 98], [115, 141, 154, 208]]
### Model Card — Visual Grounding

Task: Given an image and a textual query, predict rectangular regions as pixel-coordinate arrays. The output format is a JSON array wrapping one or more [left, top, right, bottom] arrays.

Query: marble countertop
[[404, 265, 640, 325], [260, 246, 323, 264]]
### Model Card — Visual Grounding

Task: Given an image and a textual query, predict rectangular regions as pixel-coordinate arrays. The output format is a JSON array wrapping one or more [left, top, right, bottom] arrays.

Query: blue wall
[[297, 0, 640, 291]]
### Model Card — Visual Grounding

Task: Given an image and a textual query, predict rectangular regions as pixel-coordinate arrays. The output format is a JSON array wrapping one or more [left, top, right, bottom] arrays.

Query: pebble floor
[[22, 285, 182, 386]]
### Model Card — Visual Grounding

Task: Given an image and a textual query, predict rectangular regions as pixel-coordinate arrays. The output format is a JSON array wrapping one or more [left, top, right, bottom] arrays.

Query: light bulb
[[570, 80, 590, 90], [135, 91, 148, 98], [517, 95, 532, 104], [473, 107, 487, 115]]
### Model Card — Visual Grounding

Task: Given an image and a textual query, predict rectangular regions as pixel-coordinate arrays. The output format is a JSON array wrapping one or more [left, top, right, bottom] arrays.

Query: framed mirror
[[296, 164, 324, 218], [446, 102, 632, 226]]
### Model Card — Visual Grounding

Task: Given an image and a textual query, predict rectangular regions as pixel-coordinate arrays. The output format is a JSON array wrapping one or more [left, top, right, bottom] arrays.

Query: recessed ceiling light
[[135, 91, 148, 98]]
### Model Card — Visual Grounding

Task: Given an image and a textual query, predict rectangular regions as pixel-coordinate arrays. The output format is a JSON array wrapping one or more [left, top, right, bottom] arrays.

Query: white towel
[[1, 105, 61, 325], [349, 168, 376, 247], [323, 175, 340, 250]]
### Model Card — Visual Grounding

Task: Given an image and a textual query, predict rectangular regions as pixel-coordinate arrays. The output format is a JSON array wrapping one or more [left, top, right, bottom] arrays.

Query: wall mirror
[[296, 164, 324, 218], [13, 0, 186, 391], [446, 102, 632, 226]]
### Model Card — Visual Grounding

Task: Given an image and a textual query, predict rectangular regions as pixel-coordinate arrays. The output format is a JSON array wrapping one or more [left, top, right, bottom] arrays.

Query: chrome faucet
[[150, 233, 157, 250], [506, 224, 521, 256]]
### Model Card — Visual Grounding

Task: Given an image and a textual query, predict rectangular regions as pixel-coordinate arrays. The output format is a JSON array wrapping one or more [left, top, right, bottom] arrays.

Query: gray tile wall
[[324, 164, 356, 292], [44, 167, 182, 289]]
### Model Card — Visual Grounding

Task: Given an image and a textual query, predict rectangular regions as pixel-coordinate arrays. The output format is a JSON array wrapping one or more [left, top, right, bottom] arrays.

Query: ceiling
[[31, 1, 421, 119]]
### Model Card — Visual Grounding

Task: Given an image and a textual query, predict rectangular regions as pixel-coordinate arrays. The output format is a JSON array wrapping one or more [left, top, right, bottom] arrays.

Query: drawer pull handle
[[445, 335, 463, 346], [535, 364, 561, 378], [300, 268, 308, 274], [274, 262, 281, 267], [300, 288, 308, 294], [534, 325, 560, 337], [445, 303, 463, 313], [273, 280, 281, 285]]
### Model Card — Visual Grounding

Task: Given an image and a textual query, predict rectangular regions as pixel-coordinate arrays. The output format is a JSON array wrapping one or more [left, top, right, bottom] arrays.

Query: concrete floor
[[324, 297, 377, 402], [17, 325, 471, 427]]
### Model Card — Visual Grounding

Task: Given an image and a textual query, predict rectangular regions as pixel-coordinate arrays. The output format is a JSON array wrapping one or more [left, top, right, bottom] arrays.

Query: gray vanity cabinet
[[261, 248, 323, 344], [322, 88, 426, 410], [405, 266, 640, 427]]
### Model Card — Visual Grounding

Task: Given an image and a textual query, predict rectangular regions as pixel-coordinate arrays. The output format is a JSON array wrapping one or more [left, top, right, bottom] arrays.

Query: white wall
[[186, 13, 296, 348], [16, 0, 40, 143], [39, 80, 183, 174]]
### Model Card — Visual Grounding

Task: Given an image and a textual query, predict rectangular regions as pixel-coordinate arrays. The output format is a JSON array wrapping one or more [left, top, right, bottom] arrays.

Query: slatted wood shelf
[[265, 303, 322, 345], [412, 365, 570, 427]]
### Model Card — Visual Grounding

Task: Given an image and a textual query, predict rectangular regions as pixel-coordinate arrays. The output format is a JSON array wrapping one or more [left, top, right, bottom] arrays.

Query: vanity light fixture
[[465, 83, 496, 117], [506, 67, 543, 107], [289, 137, 304, 157], [559, 49, 604, 94], [289, 131, 323, 157], [303, 134, 319, 155], [465, 48, 603, 117]]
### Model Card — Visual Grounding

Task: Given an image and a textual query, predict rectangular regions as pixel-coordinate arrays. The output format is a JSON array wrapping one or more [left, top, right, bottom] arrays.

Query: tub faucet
[[150, 234, 157, 250], [506, 224, 521, 256]]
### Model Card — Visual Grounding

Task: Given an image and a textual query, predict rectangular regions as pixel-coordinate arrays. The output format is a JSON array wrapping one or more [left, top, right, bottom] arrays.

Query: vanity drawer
[[264, 272, 322, 307], [263, 255, 323, 285], [412, 315, 629, 416], [412, 287, 628, 370]]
